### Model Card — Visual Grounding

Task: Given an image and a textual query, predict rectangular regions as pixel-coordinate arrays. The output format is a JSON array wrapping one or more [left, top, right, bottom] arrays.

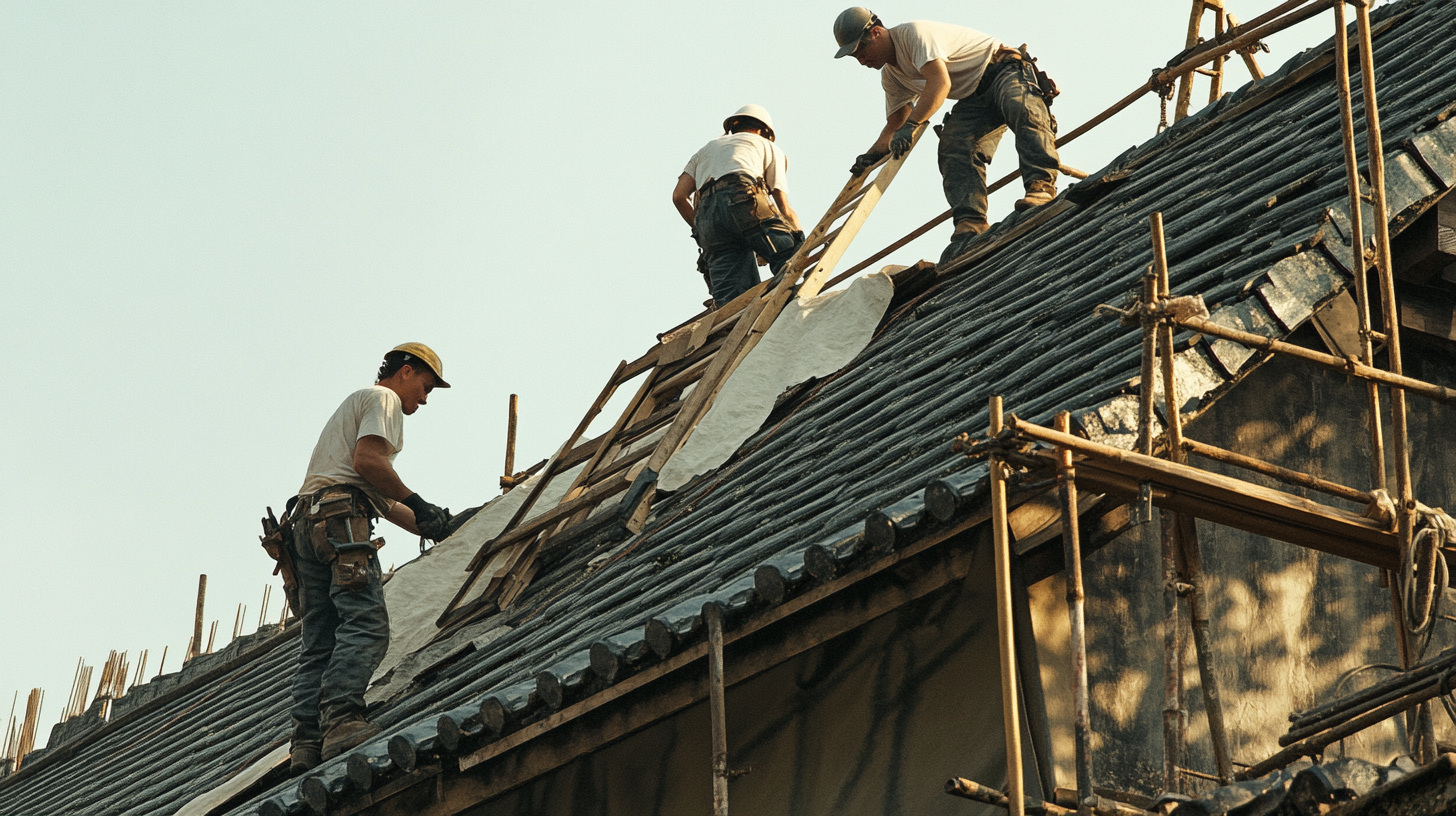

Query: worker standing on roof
[[281, 343, 453, 774], [833, 7, 1061, 239], [672, 105, 804, 308]]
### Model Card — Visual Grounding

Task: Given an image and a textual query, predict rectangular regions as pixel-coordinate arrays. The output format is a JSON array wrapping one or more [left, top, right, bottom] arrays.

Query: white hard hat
[[723, 104, 776, 141]]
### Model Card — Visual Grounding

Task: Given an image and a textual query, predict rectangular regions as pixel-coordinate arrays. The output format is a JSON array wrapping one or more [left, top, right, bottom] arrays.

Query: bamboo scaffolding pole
[[191, 575, 206, 660], [258, 585, 271, 631], [706, 603, 729, 816], [1351, 0, 1430, 759], [132, 651, 148, 690], [503, 394, 518, 494], [1055, 412, 1094, 814], [1332, 0, 1386, 493], [206, 621, 218, 654], [989, 396, 1026, 816], [1182, 438, 1372, 504], [945, 776, 1147, 816], [1244, 668, 1450, 779], [1172, 315, 1456, 404], [156, 645, 169, 678], [1151, 214, 1186, 793]]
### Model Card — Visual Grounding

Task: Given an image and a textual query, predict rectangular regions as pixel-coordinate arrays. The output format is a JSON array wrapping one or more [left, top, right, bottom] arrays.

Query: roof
[[4, 0, 1456, 812]]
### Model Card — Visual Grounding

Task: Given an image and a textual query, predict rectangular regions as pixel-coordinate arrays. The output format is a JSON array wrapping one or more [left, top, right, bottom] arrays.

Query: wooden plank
[[462, 361, 628, 575], [479, 473, 634, 561]]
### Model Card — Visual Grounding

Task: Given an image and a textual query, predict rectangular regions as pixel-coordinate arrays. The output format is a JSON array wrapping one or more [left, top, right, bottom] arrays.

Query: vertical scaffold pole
[[1150, 214, 1185, 793], [989, 396, 1026, 816], [1055, 411, 1093, 815], [706, 603, 729, 816]]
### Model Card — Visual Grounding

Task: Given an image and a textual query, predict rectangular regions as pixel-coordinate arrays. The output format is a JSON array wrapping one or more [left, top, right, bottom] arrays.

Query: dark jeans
[[938, 59, 1060, 224], [287, 511, 389, 747], [695, 182, 803, 307]]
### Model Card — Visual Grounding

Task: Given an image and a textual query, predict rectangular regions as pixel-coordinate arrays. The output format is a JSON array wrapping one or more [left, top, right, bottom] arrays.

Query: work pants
[[938, 59, 1060, 224], [287, 511, 389, 749], [694, 181, 803, 308]]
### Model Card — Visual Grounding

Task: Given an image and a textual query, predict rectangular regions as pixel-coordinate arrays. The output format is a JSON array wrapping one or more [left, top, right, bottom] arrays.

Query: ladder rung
[[831, 186, 872, 220]]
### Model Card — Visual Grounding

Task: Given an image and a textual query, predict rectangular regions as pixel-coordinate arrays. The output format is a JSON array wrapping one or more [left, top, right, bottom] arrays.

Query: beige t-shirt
[[682, 132, 789, 194], [880, 20, 1002, 115], [296, 385, 404, 515]]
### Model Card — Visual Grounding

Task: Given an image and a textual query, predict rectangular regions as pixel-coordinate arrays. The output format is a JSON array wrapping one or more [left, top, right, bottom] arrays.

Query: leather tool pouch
[[259, 503, 301, 614], [332, 546, 374, 592]]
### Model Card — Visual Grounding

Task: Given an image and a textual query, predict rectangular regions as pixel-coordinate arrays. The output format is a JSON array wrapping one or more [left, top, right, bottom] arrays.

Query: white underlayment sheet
[[658, 271, 895, 492], [172, 744, 289, 816], [371, 461, 586, 683], [173, 276, 892, 813]]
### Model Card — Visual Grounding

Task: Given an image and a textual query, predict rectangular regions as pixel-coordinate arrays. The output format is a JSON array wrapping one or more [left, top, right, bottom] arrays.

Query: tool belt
[[980, 44, 1060, 107], [261, 484, 387, 604], [695, 172, 786, 233]]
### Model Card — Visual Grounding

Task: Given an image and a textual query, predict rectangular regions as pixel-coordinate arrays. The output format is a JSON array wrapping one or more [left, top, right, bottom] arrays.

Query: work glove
[[402, 493, 451, 542], [889, 120, 922, 159], [850, 149, 887, 176]]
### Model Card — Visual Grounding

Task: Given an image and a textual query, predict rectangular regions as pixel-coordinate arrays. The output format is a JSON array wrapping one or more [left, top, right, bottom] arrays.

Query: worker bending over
[[833, 7, 1060, 238], [284, 343, 453, 772], [672, 105, 804, 308]]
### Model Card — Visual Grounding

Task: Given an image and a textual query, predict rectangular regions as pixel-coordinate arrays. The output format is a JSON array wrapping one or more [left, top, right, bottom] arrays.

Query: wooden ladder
[[435, 129, 929, 628], [1174, 0, 1267, 121]]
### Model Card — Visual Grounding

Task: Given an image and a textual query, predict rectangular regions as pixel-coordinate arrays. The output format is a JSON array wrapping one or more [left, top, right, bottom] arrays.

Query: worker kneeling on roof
[[280, 343, 453, 773], [672, 105, 804, 308], [833, 7, 1061, 238]]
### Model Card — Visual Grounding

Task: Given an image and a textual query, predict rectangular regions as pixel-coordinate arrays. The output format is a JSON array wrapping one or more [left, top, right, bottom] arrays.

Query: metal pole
[[1055, 412, 1093, 815], [1150, 214, 1185, 793], [989, 396, 1026, 816]]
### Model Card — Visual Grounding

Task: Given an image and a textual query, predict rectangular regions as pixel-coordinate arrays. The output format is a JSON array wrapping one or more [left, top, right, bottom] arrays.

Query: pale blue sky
[[1, 1, 1341, 744]]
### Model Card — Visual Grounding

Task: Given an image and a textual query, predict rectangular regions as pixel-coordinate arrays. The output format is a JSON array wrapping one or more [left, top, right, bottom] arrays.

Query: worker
[[833, 7, 1061, 238], [284, 342, 453, 773], [672, 104, 804, 308]]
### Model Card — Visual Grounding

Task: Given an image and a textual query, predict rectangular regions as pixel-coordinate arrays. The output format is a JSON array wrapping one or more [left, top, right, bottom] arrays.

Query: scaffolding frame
[[949, 1, 1456, 809]]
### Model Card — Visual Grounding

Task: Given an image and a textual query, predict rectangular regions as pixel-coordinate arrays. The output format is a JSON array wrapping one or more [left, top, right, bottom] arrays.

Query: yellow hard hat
[[391, 342, 451, 388]]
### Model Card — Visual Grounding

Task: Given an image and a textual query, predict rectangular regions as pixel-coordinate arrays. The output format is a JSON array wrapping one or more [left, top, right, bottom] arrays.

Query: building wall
[[461, 538, 1026, 816], [1031, 333, 1456, 798]]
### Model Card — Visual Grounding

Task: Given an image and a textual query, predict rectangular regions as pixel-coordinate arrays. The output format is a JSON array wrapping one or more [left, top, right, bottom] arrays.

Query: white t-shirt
[[297, 385, 404, 514], [881, 21, 1002, 115], [682, 132, 790, 195]]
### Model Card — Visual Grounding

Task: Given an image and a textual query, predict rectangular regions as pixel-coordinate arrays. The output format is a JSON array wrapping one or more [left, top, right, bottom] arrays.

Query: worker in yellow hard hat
[[672, 104, 804, 308], [279, 342, 453, 773]]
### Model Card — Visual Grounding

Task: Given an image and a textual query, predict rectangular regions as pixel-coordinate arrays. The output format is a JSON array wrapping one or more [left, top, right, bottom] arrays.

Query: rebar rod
[[1056, 412, 1094, 814], [1182, 438, 1373, 504], [989, 396, 1026, 816]]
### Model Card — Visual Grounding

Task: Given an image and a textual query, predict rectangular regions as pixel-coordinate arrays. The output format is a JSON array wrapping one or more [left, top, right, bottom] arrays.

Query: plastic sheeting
[[658, 272, 895, 492]]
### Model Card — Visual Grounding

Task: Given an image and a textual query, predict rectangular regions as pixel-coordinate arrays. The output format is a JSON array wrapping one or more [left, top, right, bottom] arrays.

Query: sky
[[0, 1, 1346, 747]]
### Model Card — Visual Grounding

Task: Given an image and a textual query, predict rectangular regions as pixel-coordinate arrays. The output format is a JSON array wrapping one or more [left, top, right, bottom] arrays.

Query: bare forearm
[[772, 190, 802, 232], [872, 106, 912, 153], [384, 501, 420, 535], [673, 197, 695, 228], [356, 456, 412, 502]]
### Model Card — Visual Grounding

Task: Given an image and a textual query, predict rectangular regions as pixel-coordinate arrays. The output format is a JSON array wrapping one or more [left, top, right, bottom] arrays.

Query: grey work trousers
[[287, 505, 389, 748], [938, 58, 1060, 224]]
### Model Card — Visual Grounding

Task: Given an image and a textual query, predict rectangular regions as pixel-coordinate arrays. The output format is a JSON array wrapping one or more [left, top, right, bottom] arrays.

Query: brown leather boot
[[290, 742, 321, 776], [952, 218, 990, 237], [1014, 180, 1057, 212], [321, 717, 381, 761]]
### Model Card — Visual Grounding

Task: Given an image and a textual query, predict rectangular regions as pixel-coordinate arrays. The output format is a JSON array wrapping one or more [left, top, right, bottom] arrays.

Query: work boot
[[321, 717, 381, 761], [1014, 180, 1057, 212], [290, 742, 322, 776], [952, 218, 990, 238]]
